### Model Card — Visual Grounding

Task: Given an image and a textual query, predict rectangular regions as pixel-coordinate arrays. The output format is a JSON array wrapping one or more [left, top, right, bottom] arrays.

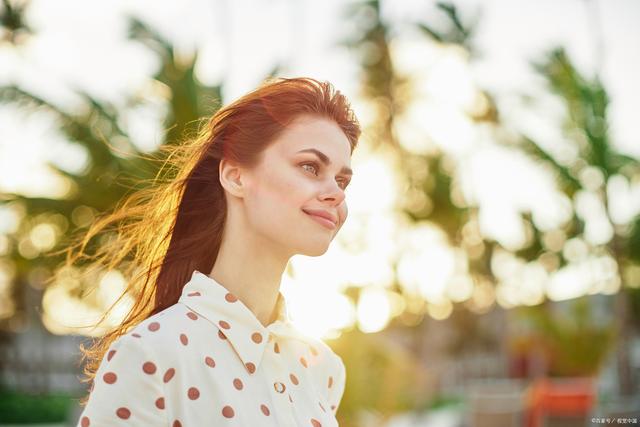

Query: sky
[[1, 0, 638, 195]]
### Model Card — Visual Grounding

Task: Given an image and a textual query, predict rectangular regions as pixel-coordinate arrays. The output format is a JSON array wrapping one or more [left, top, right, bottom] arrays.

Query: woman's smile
[[302, 209, 338, 230]]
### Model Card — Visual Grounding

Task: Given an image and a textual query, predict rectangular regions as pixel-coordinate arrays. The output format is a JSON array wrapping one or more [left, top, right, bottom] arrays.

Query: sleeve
[[76, 335, 168, 427], [327, 354, 347, 415]]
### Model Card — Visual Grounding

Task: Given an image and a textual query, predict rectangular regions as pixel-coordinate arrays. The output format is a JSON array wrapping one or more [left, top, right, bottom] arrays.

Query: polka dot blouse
[[77, 270, 346, 426]]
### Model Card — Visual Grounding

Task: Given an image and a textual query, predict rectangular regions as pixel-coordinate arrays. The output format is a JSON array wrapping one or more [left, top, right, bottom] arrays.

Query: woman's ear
[[219, 158, 246, 198]]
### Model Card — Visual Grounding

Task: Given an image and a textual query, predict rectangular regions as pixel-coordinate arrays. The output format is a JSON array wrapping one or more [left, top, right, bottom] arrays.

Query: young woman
[[72, 77, 361, 426]]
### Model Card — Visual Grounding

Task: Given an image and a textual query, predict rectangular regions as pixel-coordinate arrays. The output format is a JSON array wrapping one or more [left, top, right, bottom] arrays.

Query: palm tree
[[0, 12, 224, 331]]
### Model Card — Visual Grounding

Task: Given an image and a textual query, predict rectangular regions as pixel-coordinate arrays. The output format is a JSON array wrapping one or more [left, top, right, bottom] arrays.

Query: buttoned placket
[[263, 330, 298, 427]]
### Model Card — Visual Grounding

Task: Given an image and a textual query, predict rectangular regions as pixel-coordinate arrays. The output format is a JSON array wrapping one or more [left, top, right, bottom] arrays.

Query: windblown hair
[[54, 77, 361, 404]]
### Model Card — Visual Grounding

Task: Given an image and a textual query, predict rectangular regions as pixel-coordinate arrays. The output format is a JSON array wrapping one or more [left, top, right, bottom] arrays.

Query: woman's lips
[[303, 211, 337, 230]]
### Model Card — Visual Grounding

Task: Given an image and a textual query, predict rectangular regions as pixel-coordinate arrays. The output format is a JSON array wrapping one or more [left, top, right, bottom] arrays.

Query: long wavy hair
[[54, 77, 361, 404]]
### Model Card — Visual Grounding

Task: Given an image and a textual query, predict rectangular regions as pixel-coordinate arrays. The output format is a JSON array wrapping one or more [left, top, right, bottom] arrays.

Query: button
[[273, 382, 286, 393]]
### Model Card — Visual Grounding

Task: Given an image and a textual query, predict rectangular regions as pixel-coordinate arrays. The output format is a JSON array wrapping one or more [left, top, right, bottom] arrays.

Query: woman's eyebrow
[[296, 148, 353, 176]]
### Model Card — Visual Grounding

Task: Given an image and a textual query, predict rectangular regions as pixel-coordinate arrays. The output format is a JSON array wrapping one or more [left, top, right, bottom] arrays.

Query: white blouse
[[77, 270, 346, 427]]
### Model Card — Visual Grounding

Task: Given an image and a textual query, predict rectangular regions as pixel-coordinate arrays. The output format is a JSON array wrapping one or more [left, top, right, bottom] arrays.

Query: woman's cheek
[[338, 204, 348, 225]]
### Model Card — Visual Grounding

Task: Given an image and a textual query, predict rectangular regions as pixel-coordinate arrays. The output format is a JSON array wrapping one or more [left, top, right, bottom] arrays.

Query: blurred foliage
[[516, 297, 615, 377], [0, 387, 73, 423], [0, 0, 32, 44], [330, 328, 430, 426], [0, 16, 223, 329]]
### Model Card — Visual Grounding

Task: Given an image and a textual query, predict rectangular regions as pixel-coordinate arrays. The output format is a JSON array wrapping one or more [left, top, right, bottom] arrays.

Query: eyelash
[[301, 161, 349, 190]]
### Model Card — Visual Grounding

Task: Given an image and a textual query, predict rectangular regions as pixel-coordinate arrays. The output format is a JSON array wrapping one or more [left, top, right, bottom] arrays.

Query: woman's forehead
[[271, 116, 352, 158]]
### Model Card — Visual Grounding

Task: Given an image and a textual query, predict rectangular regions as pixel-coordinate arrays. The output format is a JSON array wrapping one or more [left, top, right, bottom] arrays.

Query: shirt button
[[273, 382, 286, 393]]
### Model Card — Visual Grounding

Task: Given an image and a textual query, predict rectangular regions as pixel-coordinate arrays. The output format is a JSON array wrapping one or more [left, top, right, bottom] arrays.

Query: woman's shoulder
[[115, 303, 194, 350], [285, 325, 345, 373]]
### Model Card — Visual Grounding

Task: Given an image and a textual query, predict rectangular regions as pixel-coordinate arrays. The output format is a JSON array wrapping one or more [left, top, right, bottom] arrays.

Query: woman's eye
[[301, 163, 319, 175]]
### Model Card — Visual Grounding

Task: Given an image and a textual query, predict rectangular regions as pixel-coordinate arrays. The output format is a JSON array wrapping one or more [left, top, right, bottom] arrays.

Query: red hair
[[53, 77, 361, 404]]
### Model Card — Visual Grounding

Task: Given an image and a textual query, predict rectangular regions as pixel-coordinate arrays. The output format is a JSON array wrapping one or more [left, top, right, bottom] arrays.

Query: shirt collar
[[178, 270, 299, 374]]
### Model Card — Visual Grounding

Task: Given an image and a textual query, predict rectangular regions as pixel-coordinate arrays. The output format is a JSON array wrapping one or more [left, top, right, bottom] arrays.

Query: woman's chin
[[297, 240, 332, 257]]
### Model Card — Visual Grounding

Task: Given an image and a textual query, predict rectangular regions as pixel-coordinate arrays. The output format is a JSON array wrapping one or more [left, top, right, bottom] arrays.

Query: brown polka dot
[[163, 368, 175, 383], [233, 378, 243, 390], [251, 332, 263, 343], [155, 397, 165, 410], [274, 342, 280, 353], [245, 362, 256, 374], [331, 405, 336, 411], [186, 311, 198, 321], [289, 394, 293, 403], [173, 421, 182, 427], [148, 322, 160, 332], [188, 387, 200, 400], [225, 293, 238, 302], [205, 356, 215, 368], [260, 404, 270, 416], [143, 361, 157, 374], [290, 373, 299, 385], [222, 405, 235, 418], [180, 333, 188, 345], [218, 330, 227, 340], [103, 372, 117, 384], [300, 357, 308, 368], [311, 419, 322, 427], [81, 416, 90, 427], [219, 320, 230, 329], [328, 376, 333, 388], [132, 333, 141, 338], [310, 346, 318, 356], [319, 402, 326, 412], [187, 291, 201, 296], [116, 407, 131, 419], [107, 350, 116, 361]]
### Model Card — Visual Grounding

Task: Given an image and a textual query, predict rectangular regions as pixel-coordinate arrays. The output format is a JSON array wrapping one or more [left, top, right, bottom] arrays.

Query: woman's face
[[239, 114, 353, 258]]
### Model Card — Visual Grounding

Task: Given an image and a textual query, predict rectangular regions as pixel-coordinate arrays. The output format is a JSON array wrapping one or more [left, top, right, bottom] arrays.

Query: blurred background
[[1, 0, 639, 426]]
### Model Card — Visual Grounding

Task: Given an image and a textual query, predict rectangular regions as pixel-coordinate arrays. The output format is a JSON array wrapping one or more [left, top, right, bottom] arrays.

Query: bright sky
[[0, 0, 638, 336]]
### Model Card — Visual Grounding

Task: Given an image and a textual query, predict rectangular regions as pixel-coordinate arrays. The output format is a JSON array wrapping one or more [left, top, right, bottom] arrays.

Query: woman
[[71, 77, 361, 426]]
